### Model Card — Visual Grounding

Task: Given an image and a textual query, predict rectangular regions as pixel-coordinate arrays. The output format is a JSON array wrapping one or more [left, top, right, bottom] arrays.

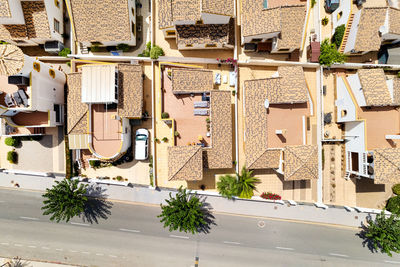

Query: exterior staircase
[[339, 13, 355, 53], [33, 127, 45, 135], [79, 42, 89, 54]]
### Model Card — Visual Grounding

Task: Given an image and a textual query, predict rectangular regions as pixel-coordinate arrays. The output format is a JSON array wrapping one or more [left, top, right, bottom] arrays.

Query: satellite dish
[[264, 99, 269, 109]]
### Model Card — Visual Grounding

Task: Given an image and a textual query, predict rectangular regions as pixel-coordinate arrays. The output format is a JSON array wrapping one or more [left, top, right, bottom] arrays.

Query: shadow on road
[[198, 196, 216, 234], [81, 185, 113, 224], [356, 216, 377, 254]]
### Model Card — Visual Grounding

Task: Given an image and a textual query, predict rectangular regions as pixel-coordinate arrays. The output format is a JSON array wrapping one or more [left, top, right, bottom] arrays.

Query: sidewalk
[[0, 257, 80, 267], [0, 172, 371, 228]]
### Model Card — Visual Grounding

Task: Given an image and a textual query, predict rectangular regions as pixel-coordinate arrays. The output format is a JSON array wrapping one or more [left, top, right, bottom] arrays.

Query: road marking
[[0, 200, 5, 203], [169, 235, 189, 239], [70, 222, 90, 227], [119, 228, 141, 233], [223, 241, 241, 245], [69, 250, 78, 253], [109, 255, 117, 258], [275, 247, 294, 251], [55, 248, 63, 251], [81, 251, 90, 254], [14, 244, 23, 247], [41, 247, 50, 250], [329, 253, 349, 258], [96, 253, 104, 256], [385, 260, 400, 264], [20, 216, 39, 221], [0, 243, 9, 246], [28, 245, 36, 248]]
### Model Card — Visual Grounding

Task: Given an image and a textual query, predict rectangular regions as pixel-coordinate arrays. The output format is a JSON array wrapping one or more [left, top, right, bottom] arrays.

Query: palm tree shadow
[[197, 195, 217, 234], [356, 215, 378, 254], [80, 184, 113, 224]]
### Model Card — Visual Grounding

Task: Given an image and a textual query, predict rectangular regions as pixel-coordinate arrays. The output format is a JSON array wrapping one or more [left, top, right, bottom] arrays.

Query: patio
[[162, 69, 210, 147]]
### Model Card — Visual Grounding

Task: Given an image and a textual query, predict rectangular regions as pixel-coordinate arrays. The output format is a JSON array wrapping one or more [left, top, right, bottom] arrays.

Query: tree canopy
[[319, 38, 346, 67]]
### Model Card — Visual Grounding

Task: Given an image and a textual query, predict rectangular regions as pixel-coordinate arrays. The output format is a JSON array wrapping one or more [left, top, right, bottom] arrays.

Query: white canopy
[[81, 64, 117, 103]]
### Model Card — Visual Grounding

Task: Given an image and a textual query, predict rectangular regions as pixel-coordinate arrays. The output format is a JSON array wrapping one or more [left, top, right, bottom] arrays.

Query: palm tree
[[236, 166, 260, 199], [217, 175, 237, 199], [42, 179, 88, 223]]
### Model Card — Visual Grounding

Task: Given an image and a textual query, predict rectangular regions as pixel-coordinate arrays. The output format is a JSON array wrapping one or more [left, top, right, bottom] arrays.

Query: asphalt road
[[0, 188, 399, 267]]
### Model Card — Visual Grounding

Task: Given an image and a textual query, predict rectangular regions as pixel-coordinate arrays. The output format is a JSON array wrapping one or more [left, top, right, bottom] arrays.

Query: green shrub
[[116, 43, 130, 52], [174, 131, 180, 137], [90, 45, 100, 52], [7, 150, 17, 164], [162, 137, 168, 142], [58, 48, 71, 57], [322, 17, 329, 26], [332, 24, 346, 49], [138, 42, 151, 57], [114, 176, 124, 181], [89, 160, 100, 169], [150, 46, 164, 59], [319, 39, 346, 67], [5, 137, 18, 147], [66, 61, 71, 67], [217, 175, 237, 199], [397, 71, 400, 78], [161, 112, 169, 119], [393, 184, 400, 195], [386, 195, 400, 215]]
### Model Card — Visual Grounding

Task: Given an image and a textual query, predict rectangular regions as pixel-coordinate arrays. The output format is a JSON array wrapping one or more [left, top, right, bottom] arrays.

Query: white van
[[135, 128, 149, 160]]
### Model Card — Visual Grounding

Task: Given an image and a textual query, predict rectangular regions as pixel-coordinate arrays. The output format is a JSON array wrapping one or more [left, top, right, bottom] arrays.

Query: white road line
[[81, 251, 90, 254], [0, 200, 5, 203], [275, 247, 294, 251], [41, 247, 50, 250], [28, 245, 36, 248], [223, 241, 241, 245], [109, 255, 117, 258], [0, 243, 9, 246], [329, 253, 349, 258], [69, 250, 78, 253], [70, 222, 90, 227], [20, 216, 39, 221], [119, 228, 141, 233], [55, 248, 63, 251], [96, 253, 104, 256], [14, 244, 23, 247], [169, 235, 189, 239], [385, 260, 400, 264]]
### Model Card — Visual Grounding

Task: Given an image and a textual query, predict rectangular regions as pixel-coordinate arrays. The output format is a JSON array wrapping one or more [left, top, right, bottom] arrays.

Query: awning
[[69, 134, 90, 149], [387, 47, 400, 65], [81, 64, 117, 103]]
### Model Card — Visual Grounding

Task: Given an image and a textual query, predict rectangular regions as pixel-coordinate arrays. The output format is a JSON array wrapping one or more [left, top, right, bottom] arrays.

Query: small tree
[[393, 184, 400, 195], [158, 187, 206, 234], [322, 17, 329, 26], [138, 42, 151, 57], [236, 166, 260, 199], [363, 212, 400, 257], [7, 150, 17, 164], [42, 179, 88, 223], [217, 175, 237, 199], [5, 137, 18, 147], [58, 48, 71, 57], [150, 45, 164, 59], [161, 112, 169, 119], [386, 196, 400, 215], [332, 24, 346, 49], [116, 43, 130, 52], [319, 39, 346, 67]]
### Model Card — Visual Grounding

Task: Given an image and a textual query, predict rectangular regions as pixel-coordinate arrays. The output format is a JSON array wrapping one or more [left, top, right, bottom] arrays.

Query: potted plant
[[162, 137, 168, 143]]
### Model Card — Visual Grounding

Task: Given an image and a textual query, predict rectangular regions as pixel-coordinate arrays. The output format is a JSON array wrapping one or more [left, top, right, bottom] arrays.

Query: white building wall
[[347, 73, 367, 107], [44, 0, 64, 43], [336, 76, 357, 122], [0, 0, 24, 25], [332, 0, 351, 33], [344, 9, 362, 54]]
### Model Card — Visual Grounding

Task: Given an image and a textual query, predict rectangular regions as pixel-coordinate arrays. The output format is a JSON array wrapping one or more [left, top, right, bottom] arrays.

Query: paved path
[[0, 189, 398, 267], [0, 172, 372, 228]]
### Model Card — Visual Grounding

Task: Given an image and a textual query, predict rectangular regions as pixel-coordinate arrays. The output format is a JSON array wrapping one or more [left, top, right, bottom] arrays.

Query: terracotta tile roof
[[389, 8, 400, 35], [358, 69, 392, 106], [393, 78, 400, 106], [241, 3, 306, 50], [176, 22, 234, 47], [283, 145, 318, 181], [244, 66, 308, 169], [117, 64, 143, 118], [277, 6, 306, 50], [204, 90, 232, 169], [158, 0, 173, 29], [373, 148, 400, 184], [171, 68, 213, 93], [0, 0, 10, 18], [354, 8, 387, 52], [0, 44, 25, 76], [168, 146, 203, 181], [70, 0, 131, 43], [202, 0, 234, 17], [66, 73, 88, 135], [172, 0, 201, 22], [248, 149, 282, 169], [0, 1, 51, 41]]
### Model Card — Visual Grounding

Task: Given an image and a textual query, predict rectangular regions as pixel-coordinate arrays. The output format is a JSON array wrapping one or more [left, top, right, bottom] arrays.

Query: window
[[251, 38, 262, 43], [185, 44, 193, 47], [263, 0, 268, 9], [54, 18, 60, 33], [131, 8, 134, 16], [195, 20, 203, 25], [205, 43, 217, 47], [54, 0, 60, 8], [166, 30, 175, 36], [131, 22, 135, 34]]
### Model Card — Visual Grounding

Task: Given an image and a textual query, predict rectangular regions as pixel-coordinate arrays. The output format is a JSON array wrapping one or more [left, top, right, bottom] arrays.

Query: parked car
[[325, 0, 339, 13], [135, 128, 149, 160]]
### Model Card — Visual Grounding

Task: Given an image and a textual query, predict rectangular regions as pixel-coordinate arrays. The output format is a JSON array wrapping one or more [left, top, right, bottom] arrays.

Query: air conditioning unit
[[8, 75, 29, 86], [44, 41, 64, 54]]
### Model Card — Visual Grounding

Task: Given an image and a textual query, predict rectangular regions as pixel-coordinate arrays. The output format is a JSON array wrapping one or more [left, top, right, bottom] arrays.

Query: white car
[[135, 128, 149, 160]]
